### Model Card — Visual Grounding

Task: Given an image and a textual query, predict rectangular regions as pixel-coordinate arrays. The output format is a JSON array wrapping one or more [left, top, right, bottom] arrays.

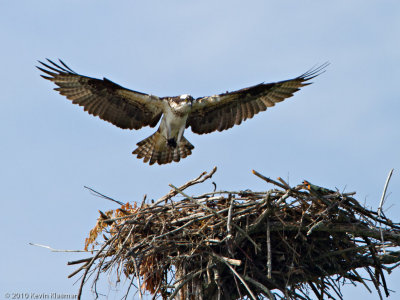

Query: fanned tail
[[132, 132, 194, 165]]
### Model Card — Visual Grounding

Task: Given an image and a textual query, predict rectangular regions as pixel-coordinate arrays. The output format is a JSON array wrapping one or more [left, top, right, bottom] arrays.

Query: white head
[[180, 94, 191, 100], [179, 94, 194, 106]]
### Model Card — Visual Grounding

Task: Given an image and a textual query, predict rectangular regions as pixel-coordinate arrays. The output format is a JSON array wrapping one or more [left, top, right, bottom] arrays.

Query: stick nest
[[71, 167, 400, 300]]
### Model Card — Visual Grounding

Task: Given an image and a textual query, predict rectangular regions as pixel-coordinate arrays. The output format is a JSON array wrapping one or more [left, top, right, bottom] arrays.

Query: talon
[[167, 138, 177, 148]]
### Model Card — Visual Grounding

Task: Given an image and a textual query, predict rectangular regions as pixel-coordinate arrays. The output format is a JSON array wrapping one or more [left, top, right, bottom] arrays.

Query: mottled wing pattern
[[187, 63, 328, 134], [37, 59, 163, 130]]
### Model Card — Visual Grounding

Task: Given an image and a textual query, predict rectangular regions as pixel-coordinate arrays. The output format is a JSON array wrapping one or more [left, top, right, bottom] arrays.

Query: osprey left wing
[[187, 63, 328, 134]]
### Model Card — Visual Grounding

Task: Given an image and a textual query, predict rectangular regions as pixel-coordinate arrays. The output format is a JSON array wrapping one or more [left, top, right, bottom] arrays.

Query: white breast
[[159, 101, 191, 142]]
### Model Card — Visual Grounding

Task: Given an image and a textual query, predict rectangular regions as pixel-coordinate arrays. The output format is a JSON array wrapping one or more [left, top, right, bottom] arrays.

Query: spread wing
[[187, 63, 328, 134], [37, 59, 163, 130]]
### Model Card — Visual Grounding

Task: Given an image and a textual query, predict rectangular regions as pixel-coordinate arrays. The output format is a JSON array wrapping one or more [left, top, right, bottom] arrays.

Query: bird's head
[[180, 94, 194, 105]]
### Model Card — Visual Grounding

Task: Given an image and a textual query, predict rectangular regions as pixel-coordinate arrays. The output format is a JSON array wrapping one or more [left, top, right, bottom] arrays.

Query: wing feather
[[255, 98, 267, 111], [37, 59, 163, 130], [234, 103, 242, 125], [187, 63, 328, 134], [241, 101, 249, 122]]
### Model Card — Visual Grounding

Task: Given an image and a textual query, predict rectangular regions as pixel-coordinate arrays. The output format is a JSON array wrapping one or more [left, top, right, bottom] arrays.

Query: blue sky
[[1, 1, 400, 299]]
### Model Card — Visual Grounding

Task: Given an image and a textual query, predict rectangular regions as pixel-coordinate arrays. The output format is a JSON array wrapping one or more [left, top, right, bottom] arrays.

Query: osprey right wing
[[38, 59, 163, 130]]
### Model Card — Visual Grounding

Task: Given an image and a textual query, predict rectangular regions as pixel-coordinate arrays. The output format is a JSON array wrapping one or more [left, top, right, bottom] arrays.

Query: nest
[[70, 167, 400, 300]]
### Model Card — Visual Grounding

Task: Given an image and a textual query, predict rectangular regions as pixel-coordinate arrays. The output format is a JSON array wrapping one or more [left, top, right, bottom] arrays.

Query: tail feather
[[132, 132, 194, 165]]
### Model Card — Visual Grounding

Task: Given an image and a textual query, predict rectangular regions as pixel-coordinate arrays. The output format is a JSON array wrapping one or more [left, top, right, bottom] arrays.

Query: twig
[[68, 262, 90, 278], [140, 194, 147, 208], [168, 268, 207, 300], [276, 190, 291, 206], [252, 170, 288, 190], [122, 272, 137, 300], [68, 257, 94, 265], [378, 169, 394, 217], [226, 195, 234, 240], [84, 186, 125, 205], [169, 184, 261, 252], [29, 243, 93, 252], [307, 220, 325, 236], [267, 219, 272, 279], [378, 168, 394, 254], [169, 184, 223, 219], [277, 177, 291, 189], [213, 254, 257, 300], [153, 166, 217, 207], [218, 256, 242, 266], [244, 276, 275, 300], [77, 236, 116, 300], [132, 257, 143, 300], [155, 219, 197, 240]]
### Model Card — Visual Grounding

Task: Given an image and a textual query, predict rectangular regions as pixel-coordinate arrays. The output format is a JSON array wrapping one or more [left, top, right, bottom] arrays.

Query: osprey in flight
[[38, 59, 327, 165]]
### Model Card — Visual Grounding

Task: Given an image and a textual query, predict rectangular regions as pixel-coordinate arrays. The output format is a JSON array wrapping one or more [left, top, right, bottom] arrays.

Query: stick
[[170, 184, 261, 251], [227, 195, 234, 240], [244, 276, 275, 300], [267, 219, 272, 279], [307, 220, 325, 236], [277, 177, 291, 189], [219, 256, 242, 266], [132, 257, 143, 300], [213, 254, 257, 300], [378, 169, 394, 217], [153, 166, 217, 206], [168, 268, 207, 300], [276, 190, 290, 206], [84, 186, 125, 206], [378, 168, 394, 254], [68, 257, 94, 265], [252, 170, 288, 190], [68, 262, 90, 278], [77, 236, 116, 299], [29, 243, 93, 253]]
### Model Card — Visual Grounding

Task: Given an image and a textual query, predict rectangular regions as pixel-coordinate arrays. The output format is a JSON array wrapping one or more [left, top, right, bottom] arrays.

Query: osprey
[[38, 59, 327, 165]]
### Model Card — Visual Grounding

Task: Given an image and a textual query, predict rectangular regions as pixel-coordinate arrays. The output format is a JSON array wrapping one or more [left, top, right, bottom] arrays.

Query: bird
[[37, 59, 328, 165]]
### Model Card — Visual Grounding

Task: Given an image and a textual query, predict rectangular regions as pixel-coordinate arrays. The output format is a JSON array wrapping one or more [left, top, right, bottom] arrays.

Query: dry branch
[[71, 167, 399, 299]]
